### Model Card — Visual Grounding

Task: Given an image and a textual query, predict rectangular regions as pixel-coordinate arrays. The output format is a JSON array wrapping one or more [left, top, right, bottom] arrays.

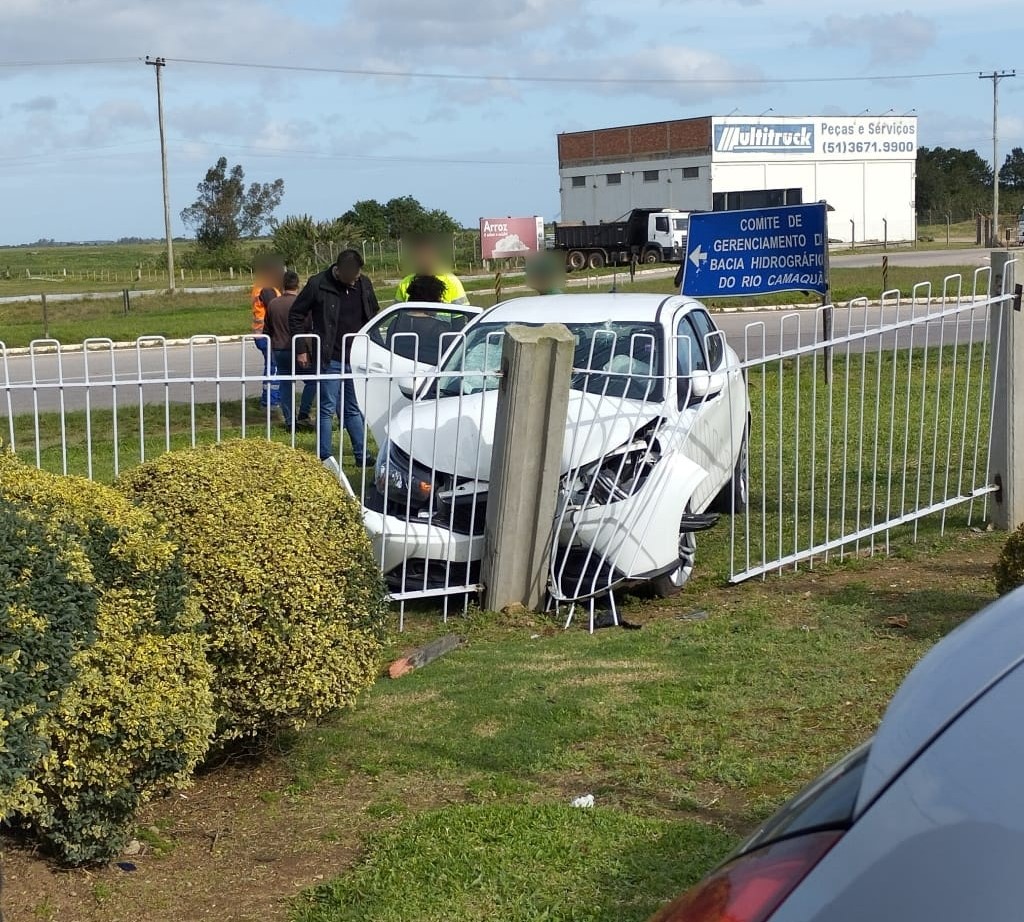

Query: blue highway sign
[[681, 202, 829, 299]]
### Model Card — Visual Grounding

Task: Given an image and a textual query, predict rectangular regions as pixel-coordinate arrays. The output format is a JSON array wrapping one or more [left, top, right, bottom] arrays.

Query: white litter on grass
[[571, 794, 595, 809]]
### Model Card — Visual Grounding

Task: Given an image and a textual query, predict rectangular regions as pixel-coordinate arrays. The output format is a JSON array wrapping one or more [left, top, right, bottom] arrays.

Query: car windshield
[[436, 320, 663, 402]]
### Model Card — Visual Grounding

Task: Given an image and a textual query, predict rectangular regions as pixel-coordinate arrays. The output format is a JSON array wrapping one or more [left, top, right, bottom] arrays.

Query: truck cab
[[641, 210, 690, 264]]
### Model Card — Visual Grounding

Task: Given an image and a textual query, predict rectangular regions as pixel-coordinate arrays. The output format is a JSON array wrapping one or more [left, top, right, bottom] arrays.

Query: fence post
[[41, 293, 49, 339], [989, 251, 1022, 529], [482, 323, 574, 612]]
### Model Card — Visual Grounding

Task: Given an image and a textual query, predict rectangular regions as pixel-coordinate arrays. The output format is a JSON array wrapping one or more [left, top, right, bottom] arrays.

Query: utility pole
[[146, 56, 175, 291], [979, 70, 1016, 246]]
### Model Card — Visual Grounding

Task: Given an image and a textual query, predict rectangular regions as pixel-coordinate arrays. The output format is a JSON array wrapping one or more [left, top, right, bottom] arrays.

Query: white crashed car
[[349, 294, 749, 601]]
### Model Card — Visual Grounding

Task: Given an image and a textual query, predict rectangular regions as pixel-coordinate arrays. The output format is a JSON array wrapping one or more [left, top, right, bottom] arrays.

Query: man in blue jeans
[[288, 249, 379, 466]]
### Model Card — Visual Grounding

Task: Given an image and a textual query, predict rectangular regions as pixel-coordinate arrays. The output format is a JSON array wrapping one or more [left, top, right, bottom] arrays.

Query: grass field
[[0, 240, 486, 298], [0, 264, 979, 348], [4, 529, 1002, 922]]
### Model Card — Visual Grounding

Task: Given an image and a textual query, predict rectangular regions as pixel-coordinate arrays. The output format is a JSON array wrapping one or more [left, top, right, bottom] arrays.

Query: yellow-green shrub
[[995, 524, 1024, 594], [0, 452, 215, 865], [117, 440, 387, 743]]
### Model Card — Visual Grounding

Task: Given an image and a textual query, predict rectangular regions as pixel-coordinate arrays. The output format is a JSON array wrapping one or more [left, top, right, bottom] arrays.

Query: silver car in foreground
[[649, 586, 1024, 922]]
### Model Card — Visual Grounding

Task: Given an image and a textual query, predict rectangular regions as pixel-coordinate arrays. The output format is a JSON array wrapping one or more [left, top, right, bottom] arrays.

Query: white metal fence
[[729, 267, 1012, 583], [0, 267, 1016, 627]]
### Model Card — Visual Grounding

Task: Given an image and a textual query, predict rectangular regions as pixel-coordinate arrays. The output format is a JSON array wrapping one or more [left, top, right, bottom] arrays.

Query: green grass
[[0, 264, 978, 348], [294, 804, 733, 922], [732, 341, 992, 581], [281, 545, 998, 920], [0, 302, 1003, 918]]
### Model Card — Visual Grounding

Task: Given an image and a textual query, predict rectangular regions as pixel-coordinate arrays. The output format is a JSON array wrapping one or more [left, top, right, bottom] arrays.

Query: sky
[[1, 0, 1022, 244]]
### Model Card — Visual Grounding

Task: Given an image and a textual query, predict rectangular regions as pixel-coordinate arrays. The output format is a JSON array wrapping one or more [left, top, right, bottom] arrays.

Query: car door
[[673, 308, 740, 510], [349, 303, 481, 448]]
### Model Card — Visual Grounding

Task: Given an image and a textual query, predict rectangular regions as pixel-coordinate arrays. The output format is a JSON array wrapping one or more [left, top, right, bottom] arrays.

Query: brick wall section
[[594, 127, 631, 159], [558, 117, 712, 167]]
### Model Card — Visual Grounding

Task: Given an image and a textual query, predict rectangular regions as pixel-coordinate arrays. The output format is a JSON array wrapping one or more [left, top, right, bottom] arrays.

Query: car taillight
[[647, 830, 842, 922]]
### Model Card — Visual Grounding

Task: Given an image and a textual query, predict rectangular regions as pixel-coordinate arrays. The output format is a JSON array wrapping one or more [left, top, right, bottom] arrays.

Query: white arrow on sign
[[689, 245, 708, 270]]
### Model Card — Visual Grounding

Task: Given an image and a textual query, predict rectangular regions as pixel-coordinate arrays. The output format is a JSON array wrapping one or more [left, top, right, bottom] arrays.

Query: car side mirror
[[396, 377, 418, 400], [684, 370, 726, 405]]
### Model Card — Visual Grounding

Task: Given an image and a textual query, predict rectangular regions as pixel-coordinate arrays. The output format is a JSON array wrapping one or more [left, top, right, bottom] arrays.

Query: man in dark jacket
[[288, 249, 379, 465]]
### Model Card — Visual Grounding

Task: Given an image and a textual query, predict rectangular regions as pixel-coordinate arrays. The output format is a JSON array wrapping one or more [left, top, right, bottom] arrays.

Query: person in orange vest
[[251, 255, 285, 409]]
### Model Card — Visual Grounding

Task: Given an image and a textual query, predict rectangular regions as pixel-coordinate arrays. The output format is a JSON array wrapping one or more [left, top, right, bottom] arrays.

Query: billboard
[[479, 216, 544, 260], [712, 116, 917, 162]]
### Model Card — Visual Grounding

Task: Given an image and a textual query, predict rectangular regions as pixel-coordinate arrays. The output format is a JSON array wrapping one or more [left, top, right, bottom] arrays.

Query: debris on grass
[[388, 635, 463, 679]]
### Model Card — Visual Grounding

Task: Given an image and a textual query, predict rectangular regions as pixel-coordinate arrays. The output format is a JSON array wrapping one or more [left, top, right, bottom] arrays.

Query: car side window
[[688, 309, 724, 371], [676, 315, 707, 379], [370, 309, 474, 366], [655, 216, 670, 233]]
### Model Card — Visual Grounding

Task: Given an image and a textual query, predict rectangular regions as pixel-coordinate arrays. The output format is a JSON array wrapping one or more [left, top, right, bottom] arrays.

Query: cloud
[[531, 44, 764, 104], [13, 95, 58, 112], [1, 0, 309, 66], [345, 0, 579, 49], [810, 11, 937, 64]]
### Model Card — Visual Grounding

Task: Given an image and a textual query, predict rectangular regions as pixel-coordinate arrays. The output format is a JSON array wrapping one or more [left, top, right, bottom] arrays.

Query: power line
[[176, 139, 547, 166], [163, 56, 986, 86], [0, 57, 138, 68]]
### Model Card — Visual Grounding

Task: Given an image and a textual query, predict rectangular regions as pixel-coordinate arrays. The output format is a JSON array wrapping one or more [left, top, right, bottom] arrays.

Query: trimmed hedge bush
[[995, 524, 1024, 595], [0, 452, 215, 865], [117, 440, 387, 743]]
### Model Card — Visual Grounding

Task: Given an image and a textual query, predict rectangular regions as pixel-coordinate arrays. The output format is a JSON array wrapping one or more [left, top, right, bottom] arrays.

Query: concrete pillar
[[989, 251, 1022, 529], [482, 323, 574, 611]]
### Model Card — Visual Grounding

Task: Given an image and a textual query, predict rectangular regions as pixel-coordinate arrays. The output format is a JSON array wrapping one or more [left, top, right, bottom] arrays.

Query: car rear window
[[737, 741, 870, 856]]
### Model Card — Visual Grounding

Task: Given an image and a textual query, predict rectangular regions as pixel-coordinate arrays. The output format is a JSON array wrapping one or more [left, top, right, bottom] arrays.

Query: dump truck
[[551, 207, 689, 271]]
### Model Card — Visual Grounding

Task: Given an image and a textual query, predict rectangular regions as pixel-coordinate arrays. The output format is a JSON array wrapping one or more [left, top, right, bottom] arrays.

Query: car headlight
[[568, 439, 661, 507], [375, 442, 434, 507]]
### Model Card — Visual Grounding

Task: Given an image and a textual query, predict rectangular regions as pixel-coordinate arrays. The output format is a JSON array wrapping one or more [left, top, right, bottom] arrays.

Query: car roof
[[856, 587, 1024, 815], [482, 293, 704, 326]]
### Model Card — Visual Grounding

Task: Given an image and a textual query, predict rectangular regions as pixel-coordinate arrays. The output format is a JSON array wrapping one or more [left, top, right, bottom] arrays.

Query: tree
[[916, 147, 993, 222], [181, 157, 284, 252], [1000, 147, 1024, 190], [342, 196, 460, 240], [342, 200, 390, 240], [272, 215, 361, 268]]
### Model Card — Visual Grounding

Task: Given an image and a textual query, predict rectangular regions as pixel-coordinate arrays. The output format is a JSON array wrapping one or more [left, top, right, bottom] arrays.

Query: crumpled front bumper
[[361, 507, 484, 577]]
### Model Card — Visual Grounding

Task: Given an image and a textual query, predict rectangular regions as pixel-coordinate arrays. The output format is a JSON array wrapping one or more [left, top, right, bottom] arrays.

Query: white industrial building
[[557, 115, 918, 244]]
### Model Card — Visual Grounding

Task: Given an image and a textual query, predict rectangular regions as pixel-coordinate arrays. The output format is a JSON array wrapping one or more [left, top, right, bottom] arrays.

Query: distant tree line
[[917, 146, 1024, 224], [178, 157, 463, 270]]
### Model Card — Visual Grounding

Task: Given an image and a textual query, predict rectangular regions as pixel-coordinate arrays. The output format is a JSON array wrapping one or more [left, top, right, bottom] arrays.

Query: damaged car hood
[[389, 390, 661, 481]]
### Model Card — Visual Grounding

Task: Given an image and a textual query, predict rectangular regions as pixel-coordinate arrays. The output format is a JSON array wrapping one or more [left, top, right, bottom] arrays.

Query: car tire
[[709, 428, 749, 515], [567, 250, 587, 272], [652, 511, 698, 598], [588, 251, 606, 270], [642, 248, 661, 264]]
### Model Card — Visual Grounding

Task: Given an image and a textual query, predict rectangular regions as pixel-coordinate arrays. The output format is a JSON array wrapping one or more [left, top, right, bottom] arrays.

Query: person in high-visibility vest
[[395, 236, 469, 305], [251, 255, 285, 408]]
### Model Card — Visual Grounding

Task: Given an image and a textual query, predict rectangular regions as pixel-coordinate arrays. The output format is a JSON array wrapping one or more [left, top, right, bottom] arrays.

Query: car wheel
[[652, 515, 697, 598], [567, 250, 587, 272], [709, 429, 749, 515], [642, 248, 661, 264], [588, 251, 606, 270]]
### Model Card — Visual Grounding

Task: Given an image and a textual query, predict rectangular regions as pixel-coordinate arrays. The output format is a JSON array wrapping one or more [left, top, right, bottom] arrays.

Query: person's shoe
[[360, 454, 377, 468], [295, 416, 316, 432]]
